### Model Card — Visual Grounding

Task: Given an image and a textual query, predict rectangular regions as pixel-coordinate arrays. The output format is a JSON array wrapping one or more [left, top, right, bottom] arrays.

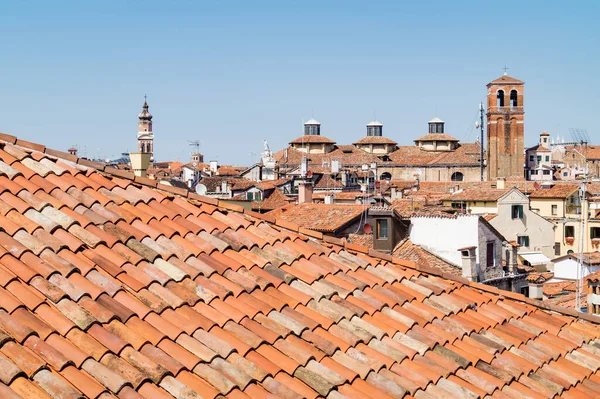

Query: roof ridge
[[2, 130, 600, 323]]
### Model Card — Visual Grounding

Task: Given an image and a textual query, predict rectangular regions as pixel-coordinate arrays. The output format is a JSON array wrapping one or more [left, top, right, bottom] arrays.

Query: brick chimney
[[298, 180, 313, 204]]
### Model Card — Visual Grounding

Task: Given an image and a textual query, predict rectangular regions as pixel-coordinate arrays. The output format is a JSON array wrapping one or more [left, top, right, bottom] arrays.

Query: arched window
[[380, 172, 392, 181], [451, 171, 464, 181], [510, 90, 518, 108], [497, 90, 505, 107]]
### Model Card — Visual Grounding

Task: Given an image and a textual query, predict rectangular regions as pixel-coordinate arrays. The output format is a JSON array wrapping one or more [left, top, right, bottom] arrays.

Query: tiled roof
[[526, 272, 554, 283], [347, 233, 373, 248], [216, 165, 244, 177], [268, 204, 368, 233], [313, 191, 363, 200], [200, 177, 256, 192], [274, 142, 484, 168], [289, 135, 336, 144], [488, 74, 524, 84], [251, 189, 293, 212], [544, 281, 576, 297], [353, 136, 398, 145], [392, 239, 462, 276], [255, 178, 291, 191], [442, 188, 510, 202], [314, 175, 345, 190], [483, 214, 497, 222], [414, 133, 460, 142], [0, 133, 600, 398], [530, 184, 580, 199], [525, 144, 551, 152]]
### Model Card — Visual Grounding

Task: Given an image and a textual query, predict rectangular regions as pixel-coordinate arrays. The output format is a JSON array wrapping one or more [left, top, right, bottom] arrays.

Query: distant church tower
[[137, 98, 154, 161], [486, 72, 524, 179]]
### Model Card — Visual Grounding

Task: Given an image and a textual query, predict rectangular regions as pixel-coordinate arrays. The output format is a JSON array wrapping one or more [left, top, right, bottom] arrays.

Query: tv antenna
[[188, 140, 201, 154], [569, 128, 590, 145]]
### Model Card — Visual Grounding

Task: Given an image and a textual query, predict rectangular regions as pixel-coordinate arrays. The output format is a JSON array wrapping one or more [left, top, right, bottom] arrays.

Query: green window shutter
[[518, 205, 523, 218]]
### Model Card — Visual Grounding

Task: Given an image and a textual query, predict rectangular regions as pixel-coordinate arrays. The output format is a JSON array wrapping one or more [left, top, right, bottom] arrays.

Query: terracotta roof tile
[[0, 135, 600, 398]]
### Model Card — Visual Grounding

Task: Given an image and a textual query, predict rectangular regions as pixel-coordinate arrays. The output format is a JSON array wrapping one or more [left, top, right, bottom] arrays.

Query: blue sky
[[0, 1, 598, 164]]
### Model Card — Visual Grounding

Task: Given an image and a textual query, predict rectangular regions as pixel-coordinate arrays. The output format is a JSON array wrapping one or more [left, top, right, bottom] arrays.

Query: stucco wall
[[554, 258, 600, 280], [489, 190, 556, 259], [409, 215, 503, 281]]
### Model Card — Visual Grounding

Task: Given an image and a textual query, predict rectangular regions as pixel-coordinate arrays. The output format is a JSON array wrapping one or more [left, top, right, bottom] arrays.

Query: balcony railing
[[488, 106, 524, 113]]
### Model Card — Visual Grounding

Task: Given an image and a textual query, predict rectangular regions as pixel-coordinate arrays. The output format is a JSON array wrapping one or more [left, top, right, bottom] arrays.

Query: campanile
[[486, 73, 524, 180]]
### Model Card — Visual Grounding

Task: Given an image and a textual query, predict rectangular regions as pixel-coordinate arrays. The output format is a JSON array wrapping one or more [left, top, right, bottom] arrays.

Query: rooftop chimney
[[210, 160, 218, 174], [529, 283, 543, 300], [298, 180, 313, 204], [324, 193, 334, 204], [496, 177, 506, 190], [129, 152, 151, 178], [458, 246, 478, 282]]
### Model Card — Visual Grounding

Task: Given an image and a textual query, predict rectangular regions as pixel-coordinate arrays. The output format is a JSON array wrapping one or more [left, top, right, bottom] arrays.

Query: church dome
[[138, 101, 153, 120]]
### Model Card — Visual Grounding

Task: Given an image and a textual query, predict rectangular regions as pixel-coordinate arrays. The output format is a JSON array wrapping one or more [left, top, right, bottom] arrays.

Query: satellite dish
[[416, 169, 422, 176], [195, 184, 207, 196], [475, 121, 480, 129], [363, 223, 372, 234], [307, 170, 313, 178]]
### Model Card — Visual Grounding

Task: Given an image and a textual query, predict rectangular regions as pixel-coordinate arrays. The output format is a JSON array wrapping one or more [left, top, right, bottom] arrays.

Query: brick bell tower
[[486, 72, 524, 180]]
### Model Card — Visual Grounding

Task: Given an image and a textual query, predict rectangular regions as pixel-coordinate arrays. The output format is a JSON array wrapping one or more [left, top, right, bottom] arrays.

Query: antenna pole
[[479, 102, 485, 181]]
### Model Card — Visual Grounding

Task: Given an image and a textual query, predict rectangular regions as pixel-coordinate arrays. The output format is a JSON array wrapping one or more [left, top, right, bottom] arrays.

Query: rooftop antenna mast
[[188, 140, 200, 154], [576, 182, 587, 312], [475, 102, 485, 181]]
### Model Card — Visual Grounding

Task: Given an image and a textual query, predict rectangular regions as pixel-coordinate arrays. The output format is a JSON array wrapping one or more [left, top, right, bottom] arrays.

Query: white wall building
[[552, 253, 600, 281], [409, 214, 504, 282]]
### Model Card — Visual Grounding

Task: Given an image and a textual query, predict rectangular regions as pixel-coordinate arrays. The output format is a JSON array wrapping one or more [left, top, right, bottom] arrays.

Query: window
[[376, 219, 388, 239], [451, 202, 463, 209], [380, 172, 392, 181], [563, 172, 568, 177], [565, 225, 575, 238], [451, 172, 464, 182], [543, 170, 550, 175], [511, 205, 524, 219], [517, 236, 530, 247], [591, 227, 600, 239], [552, 205, 558, 215], [545, 156, 550, 162], [537, 156, 542, 162], [529, 155, 534, 162], [246, 192, 253, 201], [510, 90, 518, 108], [543, 137, 548, 144], [497, 90, 505, 107], [555, 242, 561, 256], [486, 242, 495, 267]]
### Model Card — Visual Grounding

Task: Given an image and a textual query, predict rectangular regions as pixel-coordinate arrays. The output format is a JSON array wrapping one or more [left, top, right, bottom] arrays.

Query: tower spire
[[137, 97, 154, 162]]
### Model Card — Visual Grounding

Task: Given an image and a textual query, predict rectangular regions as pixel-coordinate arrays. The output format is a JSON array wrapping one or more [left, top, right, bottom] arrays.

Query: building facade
[[487, 188, 556, 259]]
